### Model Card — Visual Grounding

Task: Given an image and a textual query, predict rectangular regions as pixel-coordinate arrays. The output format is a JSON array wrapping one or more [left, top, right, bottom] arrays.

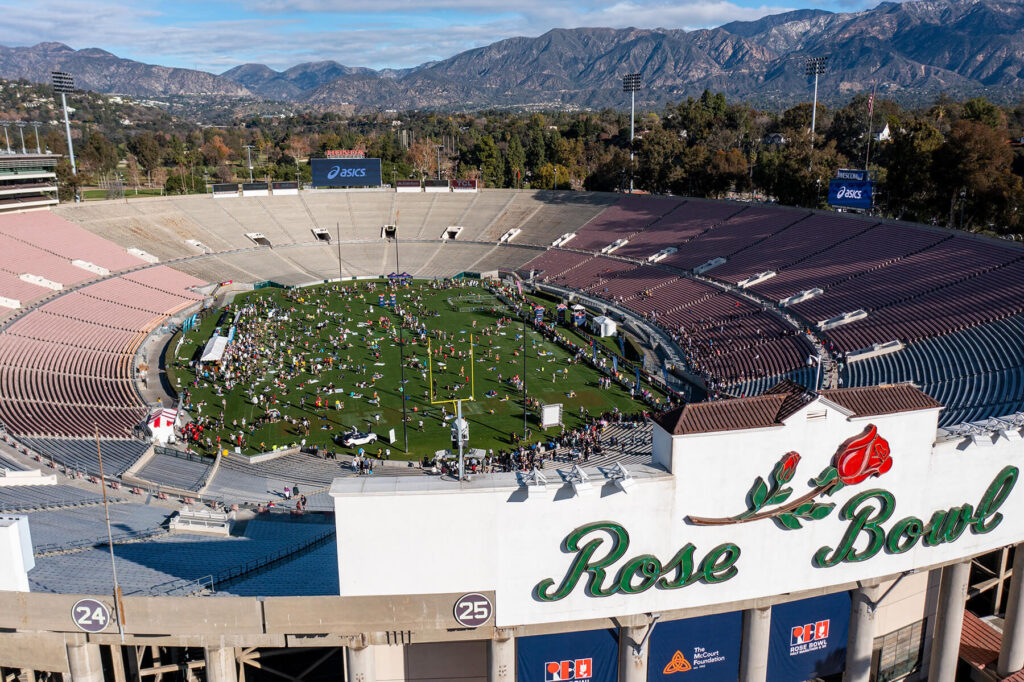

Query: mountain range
[[1, 0, 1022, 111]]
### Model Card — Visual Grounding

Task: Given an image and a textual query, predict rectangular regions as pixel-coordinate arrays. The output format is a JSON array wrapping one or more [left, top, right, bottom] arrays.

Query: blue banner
[[648, 612, 741, 681], [517, 629, 618, 682], [767, 591, 851, 682], [828, 179, 873, 210], [612, 356, 618, 374], [311, 158, 382, 187]]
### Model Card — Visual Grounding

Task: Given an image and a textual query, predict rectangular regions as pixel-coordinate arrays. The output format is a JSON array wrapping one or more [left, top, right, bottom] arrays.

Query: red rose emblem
[[777, 451, 801, 484], [834, 424, 892, 485]]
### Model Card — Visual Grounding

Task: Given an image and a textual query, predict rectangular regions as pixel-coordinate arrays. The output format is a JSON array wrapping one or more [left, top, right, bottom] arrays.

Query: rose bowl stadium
[[1, 178, 1024, 682]]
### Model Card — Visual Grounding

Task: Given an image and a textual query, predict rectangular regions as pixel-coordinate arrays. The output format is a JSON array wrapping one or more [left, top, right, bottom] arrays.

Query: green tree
[[127, 133, 161, 175], [79, 132, 119, 174], [961, 97, 1005, 129], [505, 136, 526, 188], [934, 119, 1021, 231], [885, 120, 943, 221], [472, 135, 504, 187]]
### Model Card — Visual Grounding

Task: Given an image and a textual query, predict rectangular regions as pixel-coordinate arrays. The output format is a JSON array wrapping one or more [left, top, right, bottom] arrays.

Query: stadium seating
[[841, 313, 1024, 427], [135, 452, 211, 491], [24, 503, 171, 553], [27, 516, 334, 596], [18, 189, 1022, 435], [0, 484, 107, 512], [16, 438, 150, 476]]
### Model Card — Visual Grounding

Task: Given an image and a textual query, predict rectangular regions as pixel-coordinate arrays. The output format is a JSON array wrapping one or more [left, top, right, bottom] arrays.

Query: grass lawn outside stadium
[[167, 279, 666, 461]]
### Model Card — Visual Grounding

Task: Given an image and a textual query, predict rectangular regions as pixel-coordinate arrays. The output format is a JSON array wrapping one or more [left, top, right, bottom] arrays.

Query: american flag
[[868, 92, 874, 115]]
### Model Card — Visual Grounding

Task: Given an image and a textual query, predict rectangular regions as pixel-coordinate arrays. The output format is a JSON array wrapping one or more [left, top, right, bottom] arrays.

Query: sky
[[0, 0, 881, 74]]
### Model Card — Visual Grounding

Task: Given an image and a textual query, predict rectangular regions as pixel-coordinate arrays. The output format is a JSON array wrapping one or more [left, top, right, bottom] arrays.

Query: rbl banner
[[827, 179, 873, 210], [767, 591, 851, 682], [517, 628, 617, 682], [648, 611, 741, 681], [311, 158, 382, 187]]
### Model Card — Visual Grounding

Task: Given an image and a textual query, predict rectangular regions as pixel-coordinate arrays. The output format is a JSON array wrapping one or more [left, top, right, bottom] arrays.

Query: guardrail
[[153, 445, 211, 465]]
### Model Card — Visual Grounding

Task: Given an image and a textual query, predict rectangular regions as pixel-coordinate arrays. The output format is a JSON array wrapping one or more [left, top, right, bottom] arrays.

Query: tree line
[[40, 89, 1024, 235]]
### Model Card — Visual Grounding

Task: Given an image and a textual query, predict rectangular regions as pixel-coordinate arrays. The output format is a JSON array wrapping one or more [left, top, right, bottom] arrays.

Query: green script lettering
[[814, 490, 894, 567], [536, 522, 741, 601], [815, 466, 1019, 568]]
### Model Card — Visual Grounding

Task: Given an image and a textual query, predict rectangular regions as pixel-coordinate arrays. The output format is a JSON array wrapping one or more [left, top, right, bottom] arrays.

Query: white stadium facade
[[0, 183, 1023, 682]]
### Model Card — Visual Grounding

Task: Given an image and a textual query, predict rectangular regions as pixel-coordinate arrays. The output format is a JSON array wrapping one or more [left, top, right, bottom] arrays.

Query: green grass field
[[170, 280, 661, 460]]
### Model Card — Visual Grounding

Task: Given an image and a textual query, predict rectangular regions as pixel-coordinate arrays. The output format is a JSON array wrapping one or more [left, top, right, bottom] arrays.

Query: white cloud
[[0, 0, 802, 73]]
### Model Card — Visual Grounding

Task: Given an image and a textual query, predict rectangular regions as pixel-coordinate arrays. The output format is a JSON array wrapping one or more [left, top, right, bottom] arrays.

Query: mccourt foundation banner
[[333, 396, 1024, 627]]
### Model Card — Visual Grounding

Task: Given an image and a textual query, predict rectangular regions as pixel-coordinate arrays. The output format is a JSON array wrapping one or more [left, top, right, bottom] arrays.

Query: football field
[[169, 279, 663, 460]]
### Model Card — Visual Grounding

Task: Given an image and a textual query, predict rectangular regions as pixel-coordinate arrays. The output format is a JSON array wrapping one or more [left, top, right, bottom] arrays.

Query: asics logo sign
[[835, 186, 863, 200], [327, 166, 367, 179], [312, 158, 381, 186]]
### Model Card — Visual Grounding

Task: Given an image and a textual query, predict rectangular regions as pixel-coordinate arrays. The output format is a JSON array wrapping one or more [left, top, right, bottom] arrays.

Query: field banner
[[241, 182, 269, 197], [517, 628, 618, 682], [767, 591, 851, 682], [271, 181, 298, 195], [211, 183, 238, 197], [649, 611, 741, 681], [827, 179, 873, 210], [396, 179, 422, 193], [452, 178, 479, 192], [424, 179, 450, 193], [311, 158, 382, 188]]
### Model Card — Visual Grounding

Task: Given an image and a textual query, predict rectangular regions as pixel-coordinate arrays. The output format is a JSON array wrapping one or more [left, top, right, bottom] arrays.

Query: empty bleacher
[[614, 200, 746, 259], [842, 313, 1024, 426], [27, 516, 334, 595], [0, 484, 105, 512], [24, 503, 170, 553], [17, 438, 150, 476], [568, 194, 677, 252], [135, 452, 211, 491]]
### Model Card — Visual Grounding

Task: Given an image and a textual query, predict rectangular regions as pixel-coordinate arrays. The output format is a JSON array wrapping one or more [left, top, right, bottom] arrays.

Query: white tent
[[146, 408, 179, 444], [200, 335, 228, 363], [592, 315, 617, 337]]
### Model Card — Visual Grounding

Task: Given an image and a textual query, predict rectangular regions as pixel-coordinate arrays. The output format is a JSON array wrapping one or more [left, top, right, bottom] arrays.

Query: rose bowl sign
[[332, 390, 1024, 626]]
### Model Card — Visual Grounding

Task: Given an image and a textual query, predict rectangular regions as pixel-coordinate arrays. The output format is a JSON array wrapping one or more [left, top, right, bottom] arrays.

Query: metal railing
[[149, 527, 336, 596]]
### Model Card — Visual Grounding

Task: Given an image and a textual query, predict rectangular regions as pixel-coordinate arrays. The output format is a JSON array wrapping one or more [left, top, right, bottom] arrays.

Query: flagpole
[[95, 425, 125, 642], [865, 83, 877, 171]]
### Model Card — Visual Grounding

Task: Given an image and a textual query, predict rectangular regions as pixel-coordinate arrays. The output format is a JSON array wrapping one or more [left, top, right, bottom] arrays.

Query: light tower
[[242, 145, 254, 182], [31, 122, 43, 154], [622, 73, 642, 194], [15, 121, 26, 154], [805, 56, 829, 168], [0, 121, 10, 154], [51, 71, 77, 174]]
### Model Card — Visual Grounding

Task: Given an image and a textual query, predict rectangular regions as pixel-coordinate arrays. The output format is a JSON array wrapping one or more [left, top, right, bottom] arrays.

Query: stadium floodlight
[[804, 56, 829, 168], [51, 71, 77, 174], [390, 218, 410, 454], [30, 122, 43, 154], [622, 73, 642, 193], [242, 145, 255, 183], [0, 121, 10, 154], [15, 121, 26, 155], [434, 144, 443, 181]]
